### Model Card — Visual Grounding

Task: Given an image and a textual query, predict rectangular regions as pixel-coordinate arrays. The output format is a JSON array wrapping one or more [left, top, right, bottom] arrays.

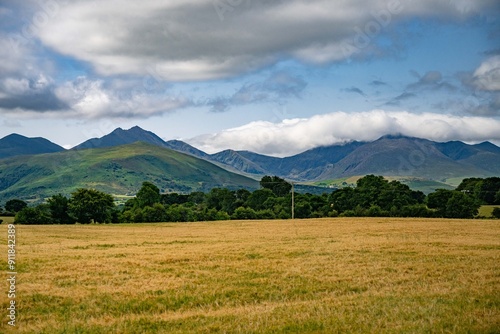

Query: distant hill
[[168, 135, 498, 183], [0, 133, 65, 159], [0, 142, 258, 202]]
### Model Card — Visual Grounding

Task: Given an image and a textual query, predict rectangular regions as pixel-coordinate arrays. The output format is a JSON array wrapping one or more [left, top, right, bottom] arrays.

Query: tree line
[[5, 175, 500, 224]]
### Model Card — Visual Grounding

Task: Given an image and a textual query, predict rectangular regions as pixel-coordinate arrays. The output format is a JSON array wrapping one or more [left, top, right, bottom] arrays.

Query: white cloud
[[33, 0, 499, 81], [0, 76, 191, 119], [52, 77, 192, 119], [187, 110, 500, 156], [472, 56, 500, 91]]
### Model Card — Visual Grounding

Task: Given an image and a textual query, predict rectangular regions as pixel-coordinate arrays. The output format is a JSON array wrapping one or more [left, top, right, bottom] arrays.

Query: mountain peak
[[73, 126, 166, 150], [378, 134, 416, 141], [471, 141, 500, 155], [3, 133, 25, 139]]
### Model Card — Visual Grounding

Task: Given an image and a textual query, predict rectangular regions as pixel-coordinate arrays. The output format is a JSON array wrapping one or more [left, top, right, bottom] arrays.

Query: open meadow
[[1, 218, 499, 333]]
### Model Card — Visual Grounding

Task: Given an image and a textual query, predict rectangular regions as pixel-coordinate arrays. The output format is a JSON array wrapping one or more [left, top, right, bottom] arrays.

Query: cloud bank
[[187, 110, 500, 156], [32, 0, 499, 81]]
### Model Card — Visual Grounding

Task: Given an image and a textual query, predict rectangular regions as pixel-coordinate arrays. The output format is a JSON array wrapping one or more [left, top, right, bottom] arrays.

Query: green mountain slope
[[0, 142, 258, 202]]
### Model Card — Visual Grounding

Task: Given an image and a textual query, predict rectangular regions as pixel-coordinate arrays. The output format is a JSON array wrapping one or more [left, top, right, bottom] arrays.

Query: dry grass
[[1, 218, 499, 333]]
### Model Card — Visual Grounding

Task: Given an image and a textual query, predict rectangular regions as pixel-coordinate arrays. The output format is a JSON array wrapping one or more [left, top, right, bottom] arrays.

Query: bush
[[215, 211, 231, 221], [277, 210, 291, 219], [256, 209, 276, 220], [15, 205, 52, 225], [399, 204, 433, 218], [142, 203, 167, 222], [368, 205, 385, 217], [492, 207, 500, 219], [339, 210, 356, 217], [166, 204, 190, 222], [328, 210, 339, 218], [232, 207, 257, 220]]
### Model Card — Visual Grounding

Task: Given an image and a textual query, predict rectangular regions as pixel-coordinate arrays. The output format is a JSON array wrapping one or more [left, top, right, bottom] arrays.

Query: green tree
[[492, 207, 500, 219], [142, 203, 167, 222], [161, 192, 190, 205], [47, 194, 75, 224], [356, 175, 387, 208], [367, 205, 385, 217], [15, 205, 51, 225], [165, 204, 190, 222], [68, 188, 115, 224], [188, 191, 206, 205], [232, 207, 257, 220], [330, 187, 356, 214], [235, 189, 251, 207], [260, 176, 292, 197], [427, 189, 454, 217], [256, 209, 276, 219], [456, 177, 482, 196], [294, 200, 312, 218], [399, 204, 433, 218], [136, 182, 161, 208], [205, 188, 236, 214], [478, 177, 500, 204], [246, 188, 276, 211], [379, 181, 420, 210], [132, 207, 144, 223], [204, 208, 230, 221], [5, 199, 28, 213], [456, 177, 500, 205], [444, 192, 480, 218], [305, 193, 329, 217]]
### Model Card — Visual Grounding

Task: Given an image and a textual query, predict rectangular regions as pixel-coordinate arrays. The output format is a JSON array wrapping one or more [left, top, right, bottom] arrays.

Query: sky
[[0, 0, 499, 157]]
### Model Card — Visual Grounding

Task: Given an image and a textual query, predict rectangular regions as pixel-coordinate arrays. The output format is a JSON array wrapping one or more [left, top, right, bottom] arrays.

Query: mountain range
[[1, 126, 499, 202], [70, 126, 500, 180]]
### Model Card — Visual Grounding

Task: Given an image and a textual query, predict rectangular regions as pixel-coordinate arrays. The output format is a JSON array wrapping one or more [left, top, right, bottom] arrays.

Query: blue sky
[[0, 0, 499, 156]]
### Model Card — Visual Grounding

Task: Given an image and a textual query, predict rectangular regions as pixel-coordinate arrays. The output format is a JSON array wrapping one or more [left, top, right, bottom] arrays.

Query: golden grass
[[1, 218, 499, 333]]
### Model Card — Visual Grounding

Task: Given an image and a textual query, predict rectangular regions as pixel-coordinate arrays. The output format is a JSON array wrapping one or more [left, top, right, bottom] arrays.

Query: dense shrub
[[15, 205, 51, 225]]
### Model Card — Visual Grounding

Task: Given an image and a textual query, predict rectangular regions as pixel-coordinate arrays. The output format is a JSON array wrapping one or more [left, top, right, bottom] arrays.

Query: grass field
[[1, 218, 499, 333], [479, 205, 500, 218], [0, 216, 14, 224]]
